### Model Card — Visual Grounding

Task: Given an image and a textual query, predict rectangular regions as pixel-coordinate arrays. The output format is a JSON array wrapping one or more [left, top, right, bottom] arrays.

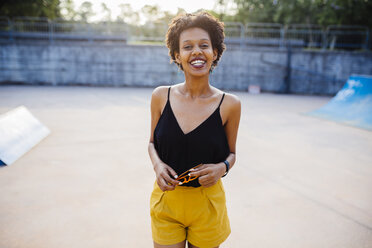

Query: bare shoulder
[[151, 86, 170, 113], [223, 92, 241, 112], [152, 85, 169, 99], [151, 86, 170, 104], [211, 86, 240, 105]]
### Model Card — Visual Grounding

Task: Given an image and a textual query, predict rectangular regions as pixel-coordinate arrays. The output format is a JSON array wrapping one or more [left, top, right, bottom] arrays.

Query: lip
[[189, 57, 206, 69], [189, 57, 206, 63]]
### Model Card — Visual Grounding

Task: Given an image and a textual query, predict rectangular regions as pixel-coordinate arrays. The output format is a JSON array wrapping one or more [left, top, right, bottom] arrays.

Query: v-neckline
[[168, 100, 220, 136]]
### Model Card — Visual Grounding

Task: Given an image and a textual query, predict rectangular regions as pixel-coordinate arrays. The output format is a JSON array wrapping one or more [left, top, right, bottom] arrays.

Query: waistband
[[155, 179, 223, 194]]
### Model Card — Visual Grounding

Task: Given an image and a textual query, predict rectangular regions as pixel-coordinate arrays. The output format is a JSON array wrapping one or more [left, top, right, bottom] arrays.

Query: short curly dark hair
[[165, 11, 226, 71]]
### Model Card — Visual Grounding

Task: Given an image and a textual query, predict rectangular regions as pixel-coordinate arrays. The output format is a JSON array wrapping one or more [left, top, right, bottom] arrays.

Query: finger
[[203, 181, 217, 188], [189, 167, 209, 178], [166, 167, 179, 180], [163, 172, 180, 186], [159, 178, 175, 191], [198, 175, 212, 185], [198, 175, 217, 187], [189, 164, 207, 172]]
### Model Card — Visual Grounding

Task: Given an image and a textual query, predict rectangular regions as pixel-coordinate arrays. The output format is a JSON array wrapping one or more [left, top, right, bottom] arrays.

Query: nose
[[192, 46, 202, 55]]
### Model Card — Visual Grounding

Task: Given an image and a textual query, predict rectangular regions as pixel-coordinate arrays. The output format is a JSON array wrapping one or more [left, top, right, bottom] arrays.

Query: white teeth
[[190, 60, 205, 65]]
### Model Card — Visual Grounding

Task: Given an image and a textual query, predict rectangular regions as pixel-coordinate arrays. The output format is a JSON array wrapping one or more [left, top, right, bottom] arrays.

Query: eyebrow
[[182, 39, 210, 43]]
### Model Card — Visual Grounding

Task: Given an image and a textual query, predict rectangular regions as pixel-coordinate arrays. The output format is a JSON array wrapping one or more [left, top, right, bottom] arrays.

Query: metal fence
[[0, 16, 128, 42], [0, 16, 370, 50]]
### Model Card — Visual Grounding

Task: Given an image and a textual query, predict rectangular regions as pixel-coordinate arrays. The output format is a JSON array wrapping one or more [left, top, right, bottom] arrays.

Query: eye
[[201, 43, 209, 48], [183, 45, 192, 50]]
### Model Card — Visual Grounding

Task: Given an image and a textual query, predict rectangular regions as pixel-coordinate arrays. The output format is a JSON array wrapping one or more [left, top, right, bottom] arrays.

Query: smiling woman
[[148, 12, 241, 248], [166, 13, 225, 73]]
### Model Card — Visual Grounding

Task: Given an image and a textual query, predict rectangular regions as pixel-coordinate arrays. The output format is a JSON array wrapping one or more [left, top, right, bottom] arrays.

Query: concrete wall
[[1, 42, 371, 95]]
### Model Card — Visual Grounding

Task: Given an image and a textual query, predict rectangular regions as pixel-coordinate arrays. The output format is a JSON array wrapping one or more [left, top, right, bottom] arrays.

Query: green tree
[[141, 4, 160, 23], [214, 0, 239, 21], [117, 3, 139, 24], [233, 0, 278, 23], [101, 3, 112, 22], [0, 0, 61, 19], [271, 0, 323, 24], [76, 1, 95, 22], [157, 10, 176, 25], [176, 8, 187, 15], [229, 0, 372, 27], [315, 0, 372, 27], [140, 5, 164, 38], [60, 0, 76, 20]]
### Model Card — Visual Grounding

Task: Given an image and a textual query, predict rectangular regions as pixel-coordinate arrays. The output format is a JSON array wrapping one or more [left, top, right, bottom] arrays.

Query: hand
[[189, 163, 226, 188], [154, 162, 180, 191]]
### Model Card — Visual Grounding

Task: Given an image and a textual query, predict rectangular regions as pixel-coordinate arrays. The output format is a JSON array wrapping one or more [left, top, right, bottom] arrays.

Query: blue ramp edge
[[0, 106, 50, 165], [307, 74, 372, 131], [0, 160, 5, 166]]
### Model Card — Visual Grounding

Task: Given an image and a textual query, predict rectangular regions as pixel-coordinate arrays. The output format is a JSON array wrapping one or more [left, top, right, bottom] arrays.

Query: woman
[[148, 12, 241, 248]]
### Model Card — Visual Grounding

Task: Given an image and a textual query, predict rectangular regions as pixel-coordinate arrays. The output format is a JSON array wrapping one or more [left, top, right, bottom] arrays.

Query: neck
[[182, 74, 211, 98]]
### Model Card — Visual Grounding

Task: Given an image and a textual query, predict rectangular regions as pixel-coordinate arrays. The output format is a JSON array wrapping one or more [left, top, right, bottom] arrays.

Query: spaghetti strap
[[218, 93, 225, 108], [167, 87, 171, 101]]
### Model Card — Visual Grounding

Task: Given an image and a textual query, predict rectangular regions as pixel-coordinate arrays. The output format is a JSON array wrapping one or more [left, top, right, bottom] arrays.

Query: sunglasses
[[176, 164, 203, 184]]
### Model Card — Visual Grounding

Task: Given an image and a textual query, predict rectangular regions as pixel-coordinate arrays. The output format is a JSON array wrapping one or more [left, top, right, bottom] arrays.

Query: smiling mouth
[[190, 59, 206, 68]]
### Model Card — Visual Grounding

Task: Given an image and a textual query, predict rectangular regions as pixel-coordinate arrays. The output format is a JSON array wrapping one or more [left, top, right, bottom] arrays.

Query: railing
[[0, 16, 128, 42], [326, 25, 370, 50], [245, 23, 284, 47], [0, 16, 370, 50], [285, 24, 324, 48]]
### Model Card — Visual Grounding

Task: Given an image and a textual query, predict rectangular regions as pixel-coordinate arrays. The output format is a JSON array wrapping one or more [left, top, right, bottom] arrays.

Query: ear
[[213, 49, 218, 61], [175, 52, 181, 64]]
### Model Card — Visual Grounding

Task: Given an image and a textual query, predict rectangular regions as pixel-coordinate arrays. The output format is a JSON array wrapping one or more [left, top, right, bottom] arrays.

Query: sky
[[72, 0, 220, 22]]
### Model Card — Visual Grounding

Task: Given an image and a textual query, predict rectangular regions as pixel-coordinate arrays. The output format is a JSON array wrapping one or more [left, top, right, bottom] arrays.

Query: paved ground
[[0, 86, 371, 248]]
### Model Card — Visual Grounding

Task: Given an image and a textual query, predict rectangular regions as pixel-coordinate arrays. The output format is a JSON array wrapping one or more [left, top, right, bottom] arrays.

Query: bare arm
[[221, 93, 241, 172], [148, 87, 179, 191]]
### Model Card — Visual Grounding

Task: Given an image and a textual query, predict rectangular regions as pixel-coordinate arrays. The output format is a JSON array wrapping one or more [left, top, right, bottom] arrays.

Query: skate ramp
[[308, 74, 372, 131], [0, 106, 50, 165]]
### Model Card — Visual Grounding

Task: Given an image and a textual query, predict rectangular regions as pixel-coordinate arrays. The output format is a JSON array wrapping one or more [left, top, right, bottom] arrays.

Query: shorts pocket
[[204, 180, 225, 201], [150, 183, 166, 215], [206, 187, 226, 206], [204, 181, 226, 215], [217, 179, 226, 193], [201, 182, 230, 243]]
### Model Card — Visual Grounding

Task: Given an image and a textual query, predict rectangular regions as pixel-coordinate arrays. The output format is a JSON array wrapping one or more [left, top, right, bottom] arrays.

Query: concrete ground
[[0, 86, 371, 248]]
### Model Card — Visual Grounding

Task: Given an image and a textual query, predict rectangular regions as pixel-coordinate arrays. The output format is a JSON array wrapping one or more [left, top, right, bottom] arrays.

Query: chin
[[186, 67, 211, 77], [189, 72, 210, 78]]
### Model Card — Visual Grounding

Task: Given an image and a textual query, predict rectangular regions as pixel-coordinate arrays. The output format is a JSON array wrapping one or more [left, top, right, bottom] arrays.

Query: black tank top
[[153, 87, 230, 187]]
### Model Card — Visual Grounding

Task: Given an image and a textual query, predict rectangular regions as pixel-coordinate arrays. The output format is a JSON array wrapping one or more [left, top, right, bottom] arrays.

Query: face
[[175, 27, 217, 77]]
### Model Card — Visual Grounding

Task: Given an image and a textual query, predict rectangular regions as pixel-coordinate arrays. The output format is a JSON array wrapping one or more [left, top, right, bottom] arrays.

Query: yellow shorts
[[150, 179, 230, 248]]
